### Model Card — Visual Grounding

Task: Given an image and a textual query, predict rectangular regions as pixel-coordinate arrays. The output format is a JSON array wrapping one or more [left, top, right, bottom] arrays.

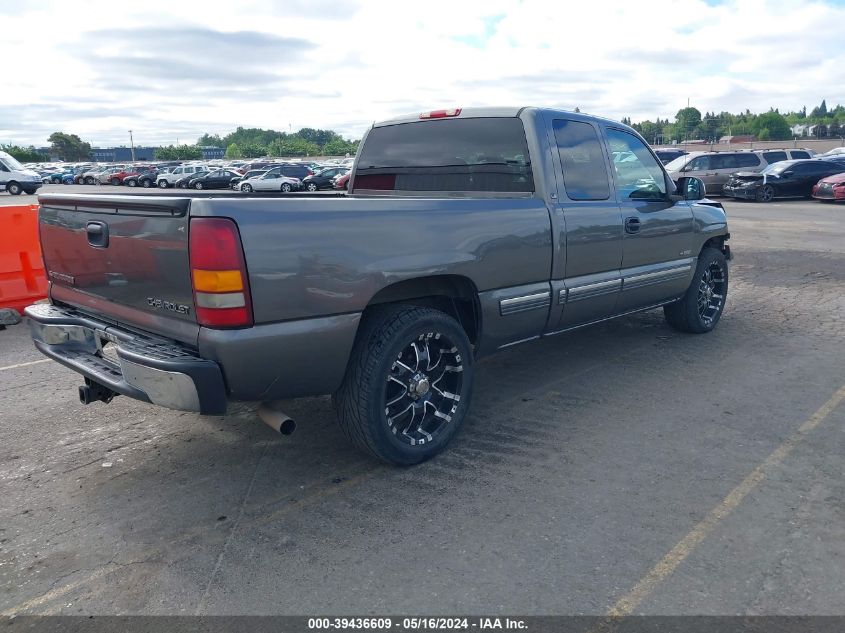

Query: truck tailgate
[[37, 194, 199, 345]]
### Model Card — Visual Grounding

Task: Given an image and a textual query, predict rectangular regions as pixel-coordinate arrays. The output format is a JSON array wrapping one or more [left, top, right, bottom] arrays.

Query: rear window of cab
[[355, 117, 534, 193]]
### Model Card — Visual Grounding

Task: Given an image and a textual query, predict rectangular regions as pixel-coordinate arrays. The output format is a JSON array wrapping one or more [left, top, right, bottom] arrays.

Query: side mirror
[[674, 176, 706, 201]]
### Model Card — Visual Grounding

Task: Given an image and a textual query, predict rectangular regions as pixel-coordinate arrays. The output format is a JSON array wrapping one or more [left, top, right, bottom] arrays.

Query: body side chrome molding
[[499, 291, 551, 316]]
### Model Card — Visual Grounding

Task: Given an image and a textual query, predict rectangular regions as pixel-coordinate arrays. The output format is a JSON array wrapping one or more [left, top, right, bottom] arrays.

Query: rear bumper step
[[25, 303, 227, 415]]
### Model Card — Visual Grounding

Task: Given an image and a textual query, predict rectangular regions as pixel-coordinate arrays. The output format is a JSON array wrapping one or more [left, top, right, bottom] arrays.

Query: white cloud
[[0, 0, 843, 147]]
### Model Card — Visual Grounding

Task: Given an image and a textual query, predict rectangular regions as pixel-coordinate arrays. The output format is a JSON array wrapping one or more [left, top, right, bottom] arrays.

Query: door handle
[[86, 221, 109, 248], [625, 217, 641, 234]]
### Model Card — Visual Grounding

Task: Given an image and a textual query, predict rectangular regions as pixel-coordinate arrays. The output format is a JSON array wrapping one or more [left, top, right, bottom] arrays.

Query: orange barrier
[[0, 204, 48, 314]]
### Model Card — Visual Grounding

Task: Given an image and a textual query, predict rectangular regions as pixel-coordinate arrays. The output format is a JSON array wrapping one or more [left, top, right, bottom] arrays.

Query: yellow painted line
[[0, 567, 113, 616], [606, 384, 845, 618], [0, 359, 50, 372]]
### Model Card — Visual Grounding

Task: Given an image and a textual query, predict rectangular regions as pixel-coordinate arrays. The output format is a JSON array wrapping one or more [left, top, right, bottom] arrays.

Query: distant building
[[200, 146, 225, 159], [790, 124, 809, 137], [719, 135, 756, 144], [91, 146, 157, 162]]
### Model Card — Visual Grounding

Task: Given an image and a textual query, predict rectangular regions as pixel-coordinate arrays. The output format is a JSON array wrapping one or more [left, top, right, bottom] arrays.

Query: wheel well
[[701, 235, 726, 254], [364, 275, 480, 344]]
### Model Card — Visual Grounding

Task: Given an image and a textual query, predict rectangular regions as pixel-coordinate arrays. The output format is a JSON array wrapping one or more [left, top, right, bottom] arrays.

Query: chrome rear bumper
[[26, 303, 227, 414]]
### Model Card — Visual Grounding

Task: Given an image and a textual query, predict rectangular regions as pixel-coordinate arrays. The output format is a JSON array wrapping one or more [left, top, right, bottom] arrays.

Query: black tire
[[194, 182, 203, 190], [755, 184, 774, 202], [6, 182, 22, 195], [126, 179, 137, 187], [664, 247, 728, 334], [281, 182, 292, 193], [110, 177, 121, 186], [158, 180, 169, 188], [306, 182, 318, 192], [241, 183, 253, 193], [85, 177, 95, 185], [141, 179, 152, 188], [333, 306, 474, 465]]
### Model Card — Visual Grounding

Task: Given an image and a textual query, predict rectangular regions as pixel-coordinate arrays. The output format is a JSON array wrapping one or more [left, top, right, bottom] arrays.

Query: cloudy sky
[[1, 0, 843, 148]]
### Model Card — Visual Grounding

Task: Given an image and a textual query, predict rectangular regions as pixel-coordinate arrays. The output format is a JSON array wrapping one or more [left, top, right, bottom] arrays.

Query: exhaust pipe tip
[[79, 385, 92, 405], [258, 403, 296, 435]]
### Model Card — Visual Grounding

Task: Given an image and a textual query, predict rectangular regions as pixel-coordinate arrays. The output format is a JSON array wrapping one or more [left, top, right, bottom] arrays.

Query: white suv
[[157, 165, 207, 188]]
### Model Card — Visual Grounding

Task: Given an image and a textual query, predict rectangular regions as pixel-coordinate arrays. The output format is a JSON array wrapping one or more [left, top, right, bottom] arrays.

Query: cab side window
[[552, 119, 610, 200], [790, 151, 810, 159], [606, 128, 667, 200], [0, 162, 9, 172]]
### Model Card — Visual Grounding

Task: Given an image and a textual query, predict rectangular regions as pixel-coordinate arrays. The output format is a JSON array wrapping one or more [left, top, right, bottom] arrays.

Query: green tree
[[155, 144, 202, 160], [225, 143, 243, 159], [48, 132, 92, 161], [751, 111, 791, 140], [268, 137, 319, 157], [197, 133, 223, 147], [810, 99, 828, 118], [674, 107, 702, 139], [322, 138, 357, 156], [239, 143, 267, 158], [1, 144, 45, 162]]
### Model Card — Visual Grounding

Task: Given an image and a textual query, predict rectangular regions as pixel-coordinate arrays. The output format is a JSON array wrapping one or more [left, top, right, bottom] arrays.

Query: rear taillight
[[189, 217, 253, 328]]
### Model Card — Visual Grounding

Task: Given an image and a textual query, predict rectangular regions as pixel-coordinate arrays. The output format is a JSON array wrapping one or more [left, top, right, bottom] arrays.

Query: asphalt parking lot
[[1, 197, 844, 617]]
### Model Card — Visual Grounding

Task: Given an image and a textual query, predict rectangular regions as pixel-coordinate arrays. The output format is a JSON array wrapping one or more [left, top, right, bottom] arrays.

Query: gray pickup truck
[[27, 107, 731, 465]]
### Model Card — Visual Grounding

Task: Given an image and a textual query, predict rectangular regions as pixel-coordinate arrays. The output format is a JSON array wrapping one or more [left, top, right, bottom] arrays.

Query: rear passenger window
[[552, 119, 610, 200], [763, 151, 788, 163], [735, 154, 761, 168], [791, 151, 810, 159], [606, 128, 667, 200]]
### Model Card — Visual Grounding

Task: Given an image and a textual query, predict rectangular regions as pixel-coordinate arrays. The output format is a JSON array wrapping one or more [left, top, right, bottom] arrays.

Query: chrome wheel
[[306, 182, 318, 191], [241, 183, 252, 193], [697, 261, 726, 326], [281, 182, 292, 193], [383, 332, 463, 447]]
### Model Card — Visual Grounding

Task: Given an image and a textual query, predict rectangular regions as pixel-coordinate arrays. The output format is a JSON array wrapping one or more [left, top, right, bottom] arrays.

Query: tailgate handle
[[86, 221, 109, 248]]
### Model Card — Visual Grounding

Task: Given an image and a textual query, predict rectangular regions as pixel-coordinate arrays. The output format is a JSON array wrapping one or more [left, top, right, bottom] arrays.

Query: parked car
[[666, 149, 816, 195], [333, 172, 350, 190], [176, 170, 209, 188], [811, 171, 845, 202], [264, 163, 313, 181], [81, 166, 112, 185], [123, 169, 160, 188], [28, 106, 730, 465], [157, 164, 207, 188], [302, 167, 348, 191], [238, 171, 301, 193], [653, 148, 687, 164], [0, 150, 42, 195], [188, 168, 243, 190], [230, 169, 268, 189], [722, 159, 845, 202], [821, 147, 845, 157]]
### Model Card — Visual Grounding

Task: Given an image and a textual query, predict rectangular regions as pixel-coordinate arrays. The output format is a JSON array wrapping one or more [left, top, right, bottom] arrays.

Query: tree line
[[622, 100, 845, 144], [196, 127, 359, 159]]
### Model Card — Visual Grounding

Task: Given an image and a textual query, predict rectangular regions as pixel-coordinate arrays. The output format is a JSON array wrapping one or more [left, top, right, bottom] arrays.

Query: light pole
[[129, 130, 136, 162]]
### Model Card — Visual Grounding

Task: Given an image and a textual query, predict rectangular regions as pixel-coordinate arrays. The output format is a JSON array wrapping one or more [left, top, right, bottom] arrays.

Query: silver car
[[238, 171, 301, 193]]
